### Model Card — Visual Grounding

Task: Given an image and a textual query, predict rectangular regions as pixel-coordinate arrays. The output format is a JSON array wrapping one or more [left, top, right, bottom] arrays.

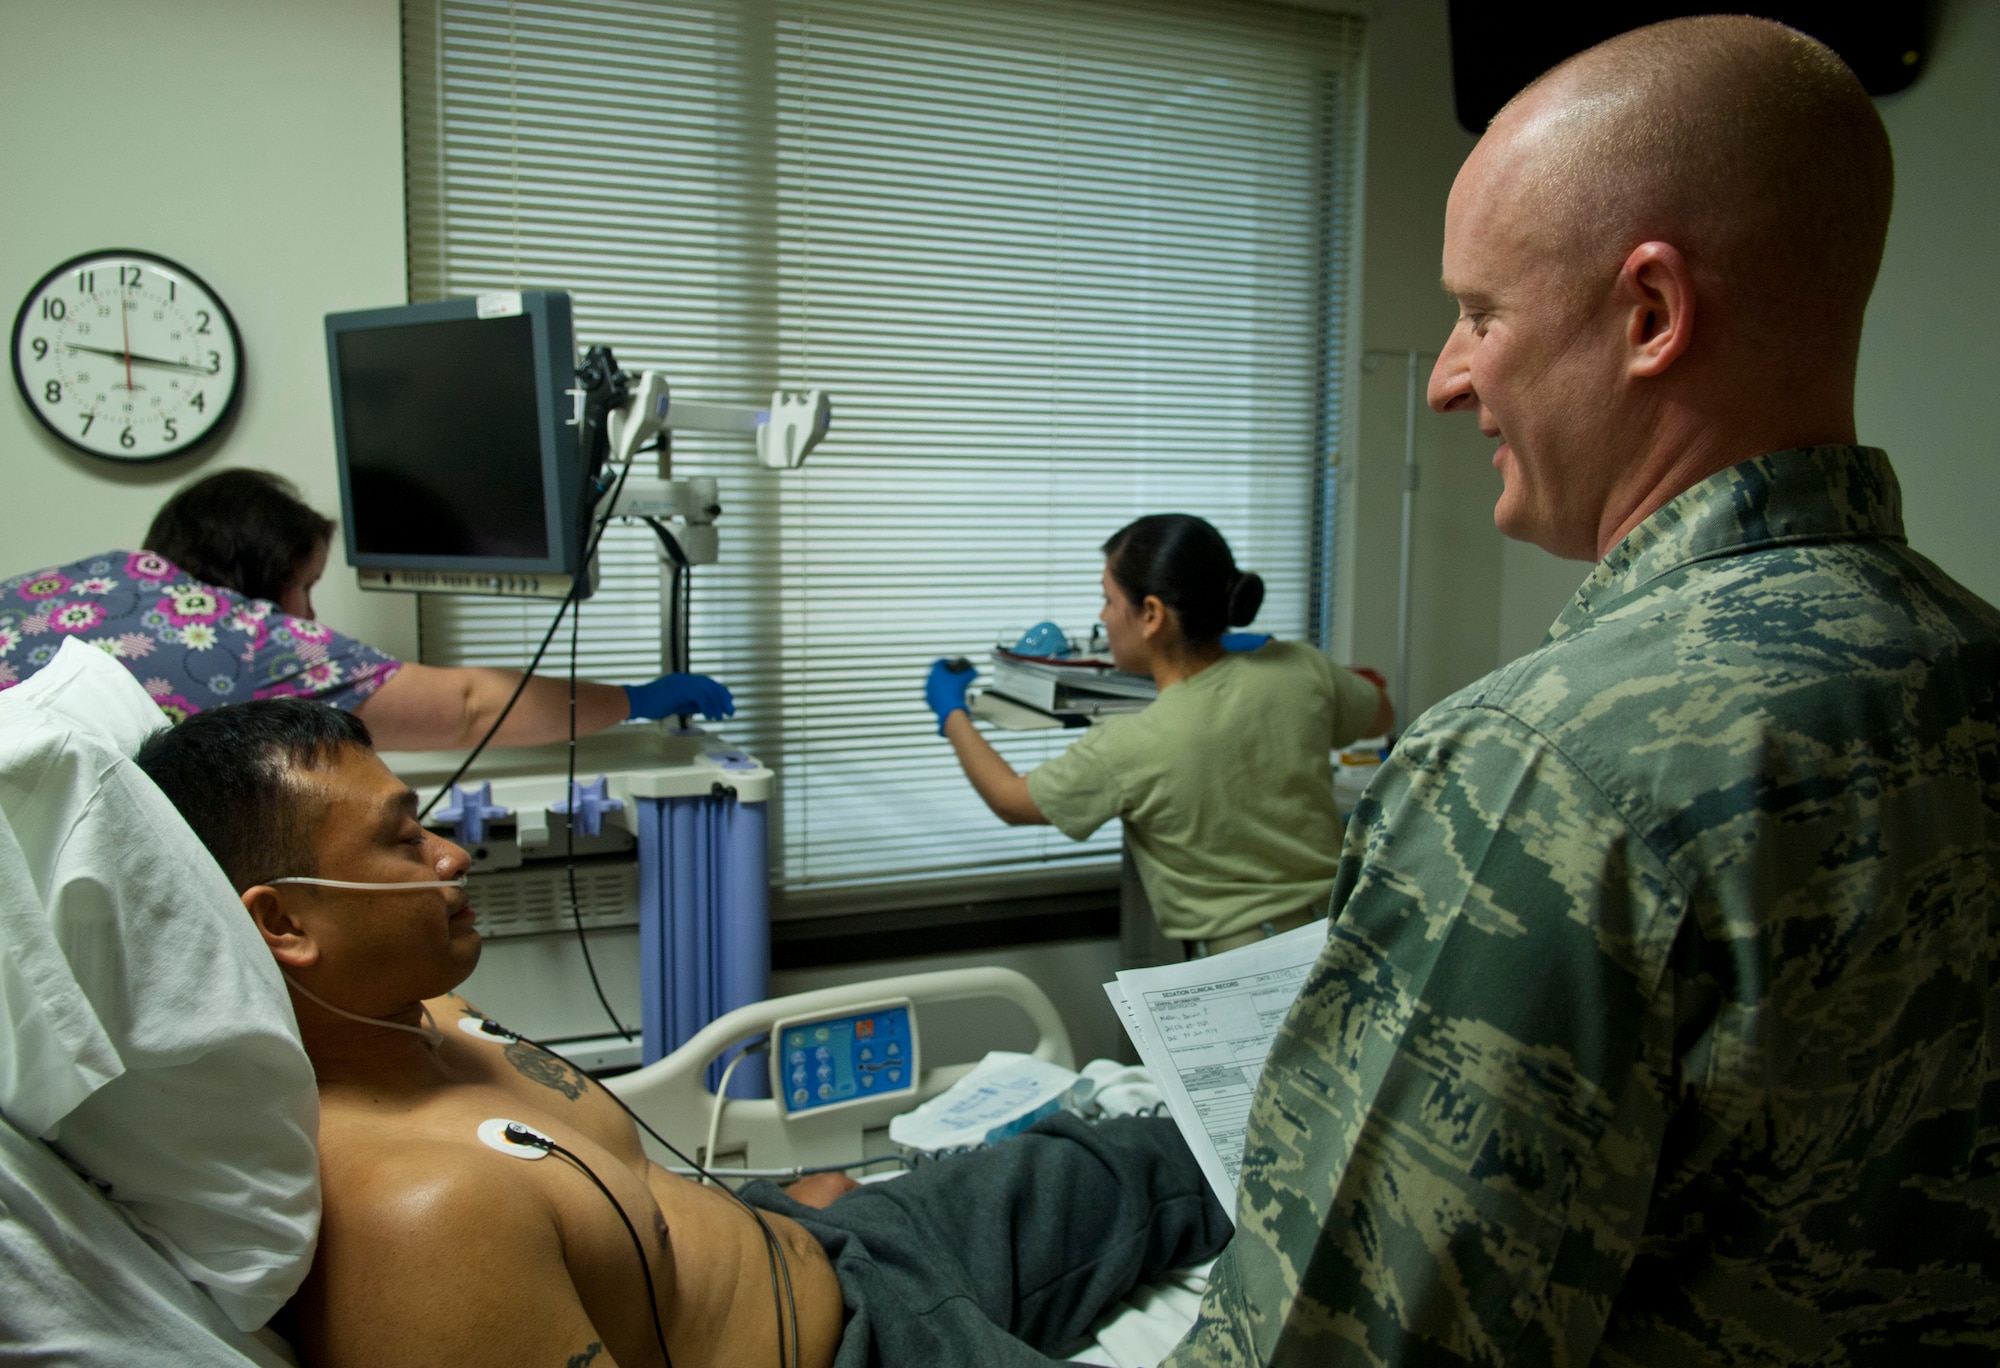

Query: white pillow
[[0, 1108, 295, 1365], [16, 631, 169, 756], [0, 638, 320, 1331]]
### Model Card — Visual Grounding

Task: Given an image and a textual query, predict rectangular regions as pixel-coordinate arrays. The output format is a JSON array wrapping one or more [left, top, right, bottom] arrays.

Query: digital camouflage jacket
[[1166, 446, 2000, 1366]]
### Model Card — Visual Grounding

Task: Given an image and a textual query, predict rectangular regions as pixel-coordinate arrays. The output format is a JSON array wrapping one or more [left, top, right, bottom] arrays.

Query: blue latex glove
[[1221, 633, 1272, 652], [624, 673, 735, 721], [926, 657, 976, 734]]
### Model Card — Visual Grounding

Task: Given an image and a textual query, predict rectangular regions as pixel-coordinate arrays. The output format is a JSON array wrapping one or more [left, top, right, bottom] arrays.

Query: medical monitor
[[325, 292, 588, 600]]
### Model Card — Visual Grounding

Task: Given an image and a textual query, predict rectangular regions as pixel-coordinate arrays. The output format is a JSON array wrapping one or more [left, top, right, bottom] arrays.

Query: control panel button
[[772, 1002, 916, 1114]]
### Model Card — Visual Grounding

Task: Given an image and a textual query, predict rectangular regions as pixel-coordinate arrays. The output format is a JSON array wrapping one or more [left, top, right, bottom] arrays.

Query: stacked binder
[[985, 649, 1158, 721]]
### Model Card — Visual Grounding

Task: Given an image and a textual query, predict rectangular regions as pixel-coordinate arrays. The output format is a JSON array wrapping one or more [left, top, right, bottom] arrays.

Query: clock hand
[[120, 296, 134, 391], [63, 342, 215, 375]]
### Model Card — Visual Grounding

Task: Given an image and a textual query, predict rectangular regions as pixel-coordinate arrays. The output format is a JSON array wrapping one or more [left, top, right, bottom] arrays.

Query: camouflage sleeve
[[1164, 703, 1685, 1367]]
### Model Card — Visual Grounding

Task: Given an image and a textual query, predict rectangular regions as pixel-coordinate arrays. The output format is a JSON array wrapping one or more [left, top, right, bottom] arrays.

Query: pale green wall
[[0, 0, 416, 658], [2, 0, 1988, 688], [1375, 0, 2000, 684], [1343, 0, 1510, 720], [1857, 0, 2000, 606]]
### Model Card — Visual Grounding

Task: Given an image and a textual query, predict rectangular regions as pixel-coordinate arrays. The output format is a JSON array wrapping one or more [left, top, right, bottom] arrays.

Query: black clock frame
[[10, 247, 245, 464]]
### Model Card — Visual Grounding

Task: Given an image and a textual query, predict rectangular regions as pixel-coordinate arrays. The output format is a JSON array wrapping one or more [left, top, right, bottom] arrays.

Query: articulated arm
[[603, 370, 831, 473]]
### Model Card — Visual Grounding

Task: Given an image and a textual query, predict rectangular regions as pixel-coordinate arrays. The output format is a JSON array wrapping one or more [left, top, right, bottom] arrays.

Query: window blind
[[404, 0, 1365, 914]]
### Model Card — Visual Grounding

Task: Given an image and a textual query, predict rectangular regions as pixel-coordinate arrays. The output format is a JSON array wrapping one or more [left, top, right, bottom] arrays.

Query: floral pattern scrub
[[0, 551, 401, 720]]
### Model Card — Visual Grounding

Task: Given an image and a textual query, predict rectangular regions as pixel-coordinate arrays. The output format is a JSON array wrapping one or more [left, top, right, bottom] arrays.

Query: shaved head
[[1430, 16, 1896, 560], [1496, 15, 1892, 358]]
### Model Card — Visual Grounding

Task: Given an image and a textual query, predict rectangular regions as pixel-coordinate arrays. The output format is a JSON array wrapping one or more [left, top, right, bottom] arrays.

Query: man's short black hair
[[143, 469, 337, 606], [136, 699, 373, 892]]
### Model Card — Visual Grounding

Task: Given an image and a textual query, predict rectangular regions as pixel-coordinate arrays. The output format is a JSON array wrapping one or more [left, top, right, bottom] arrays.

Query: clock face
[[10, 249, 243, 462]]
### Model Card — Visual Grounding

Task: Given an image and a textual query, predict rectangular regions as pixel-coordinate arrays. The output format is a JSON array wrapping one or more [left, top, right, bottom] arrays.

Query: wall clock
[[10, 249, 243, 462]]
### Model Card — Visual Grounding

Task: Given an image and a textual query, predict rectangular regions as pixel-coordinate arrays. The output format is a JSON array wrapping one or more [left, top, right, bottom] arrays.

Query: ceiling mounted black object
[[1447, 3, 1935, 135]]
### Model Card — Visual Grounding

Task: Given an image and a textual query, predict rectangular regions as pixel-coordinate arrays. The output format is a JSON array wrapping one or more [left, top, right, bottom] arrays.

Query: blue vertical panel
[[635, 794, 770, 1098], [635, 800, 669, 1063]]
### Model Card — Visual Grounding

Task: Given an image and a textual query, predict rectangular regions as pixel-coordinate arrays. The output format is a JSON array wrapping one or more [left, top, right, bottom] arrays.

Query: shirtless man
[[137, 700, 1228, 1367]]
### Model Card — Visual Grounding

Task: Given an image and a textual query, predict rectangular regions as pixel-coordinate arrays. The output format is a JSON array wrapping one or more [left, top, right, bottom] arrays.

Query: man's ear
[[1618, 240, 1695, 378], [240, 886, 320, 970]]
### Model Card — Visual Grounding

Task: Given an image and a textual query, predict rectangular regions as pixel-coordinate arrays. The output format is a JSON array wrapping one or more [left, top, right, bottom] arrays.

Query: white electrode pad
[[460, 1016, 520, 1042], [478, 1118, 551, 1160]]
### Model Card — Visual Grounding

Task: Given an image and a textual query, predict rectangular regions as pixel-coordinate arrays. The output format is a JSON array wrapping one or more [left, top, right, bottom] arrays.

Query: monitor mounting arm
[[576, 347, 831, 567], [572, 347, 830, 686], [604, 369, 831, 475]]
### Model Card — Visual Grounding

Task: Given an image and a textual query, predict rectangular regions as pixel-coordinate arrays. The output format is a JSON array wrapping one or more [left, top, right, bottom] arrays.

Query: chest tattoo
[[566, 1341, 602, 1367], [503, 1042, 589, 1101]]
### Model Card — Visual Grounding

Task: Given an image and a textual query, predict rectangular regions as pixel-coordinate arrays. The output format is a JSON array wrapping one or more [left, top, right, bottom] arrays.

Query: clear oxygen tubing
[[282, 975, 445, 1047], [268, 877, 465, 1045], [269, 877, 469, 891]]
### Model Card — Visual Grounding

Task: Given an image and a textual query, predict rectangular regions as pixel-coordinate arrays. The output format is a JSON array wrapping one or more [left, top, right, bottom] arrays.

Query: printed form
[[1104, 921, 1327, 1214]]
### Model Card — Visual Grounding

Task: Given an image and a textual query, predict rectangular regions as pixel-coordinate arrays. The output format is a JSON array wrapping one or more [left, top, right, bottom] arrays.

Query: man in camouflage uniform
[[1166, 16, 2000, 1366]]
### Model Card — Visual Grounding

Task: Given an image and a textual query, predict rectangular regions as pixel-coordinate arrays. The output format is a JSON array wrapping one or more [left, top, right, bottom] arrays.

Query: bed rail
[[605, 966, 1074, 1171]]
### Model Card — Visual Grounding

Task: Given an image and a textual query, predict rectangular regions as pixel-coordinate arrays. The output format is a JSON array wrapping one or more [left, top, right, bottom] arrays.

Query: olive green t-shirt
[[1025, 641, 1383, 941]]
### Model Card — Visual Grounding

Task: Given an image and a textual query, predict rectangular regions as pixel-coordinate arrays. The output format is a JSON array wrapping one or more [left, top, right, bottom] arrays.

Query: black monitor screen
[[335, 314, 550, 560]]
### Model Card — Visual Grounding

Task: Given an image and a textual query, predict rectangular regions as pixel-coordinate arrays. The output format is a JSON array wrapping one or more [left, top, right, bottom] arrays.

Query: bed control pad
[[770, 1000, 918, 1117]]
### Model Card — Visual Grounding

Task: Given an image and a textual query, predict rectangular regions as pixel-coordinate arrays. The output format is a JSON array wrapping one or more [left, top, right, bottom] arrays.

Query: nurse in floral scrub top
[[0, 469, 731, 748]]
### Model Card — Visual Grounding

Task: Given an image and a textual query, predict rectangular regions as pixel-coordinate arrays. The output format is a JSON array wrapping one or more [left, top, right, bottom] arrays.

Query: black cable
[[680, 560, 694, 725], [503, 1126, 674, 1368], [482, 1019, 800, 1368], [565, 568, 634, 1041], [416, 432, 645, 822], [416, 588, 576, 822], [555, 433, 664, 1041], [768, 1189, 800, 1368], [642, 519, 695, 730]]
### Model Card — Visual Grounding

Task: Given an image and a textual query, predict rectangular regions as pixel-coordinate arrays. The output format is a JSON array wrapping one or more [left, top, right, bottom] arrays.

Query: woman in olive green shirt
[[925, 514, 1393, 956]]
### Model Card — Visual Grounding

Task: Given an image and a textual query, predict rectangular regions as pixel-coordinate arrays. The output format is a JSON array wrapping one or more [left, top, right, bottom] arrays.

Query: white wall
[[0, 0, 416, 658], [1857, 0, 2000, 606]]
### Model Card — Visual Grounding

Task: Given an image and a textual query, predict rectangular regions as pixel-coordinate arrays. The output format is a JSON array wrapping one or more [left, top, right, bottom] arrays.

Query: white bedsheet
[[0, 1109, 293, 1365], [0, 639, 320, 1331], [1074, 1260, 1211, 1367]]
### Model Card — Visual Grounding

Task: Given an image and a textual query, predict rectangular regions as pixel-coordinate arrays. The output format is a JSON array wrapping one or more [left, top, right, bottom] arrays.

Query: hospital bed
[[0, 638, 1207, 1366], [603, 965, 1211, 1366]]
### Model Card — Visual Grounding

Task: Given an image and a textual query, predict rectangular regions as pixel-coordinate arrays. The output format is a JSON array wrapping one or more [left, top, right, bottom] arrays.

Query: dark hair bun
[[1226, 571, 1264, 627], [1100, 513, 1249, 643]]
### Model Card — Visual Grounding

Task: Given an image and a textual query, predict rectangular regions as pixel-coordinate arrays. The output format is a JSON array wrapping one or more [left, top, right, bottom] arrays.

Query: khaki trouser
[[1182, 905, 1321, 959]]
